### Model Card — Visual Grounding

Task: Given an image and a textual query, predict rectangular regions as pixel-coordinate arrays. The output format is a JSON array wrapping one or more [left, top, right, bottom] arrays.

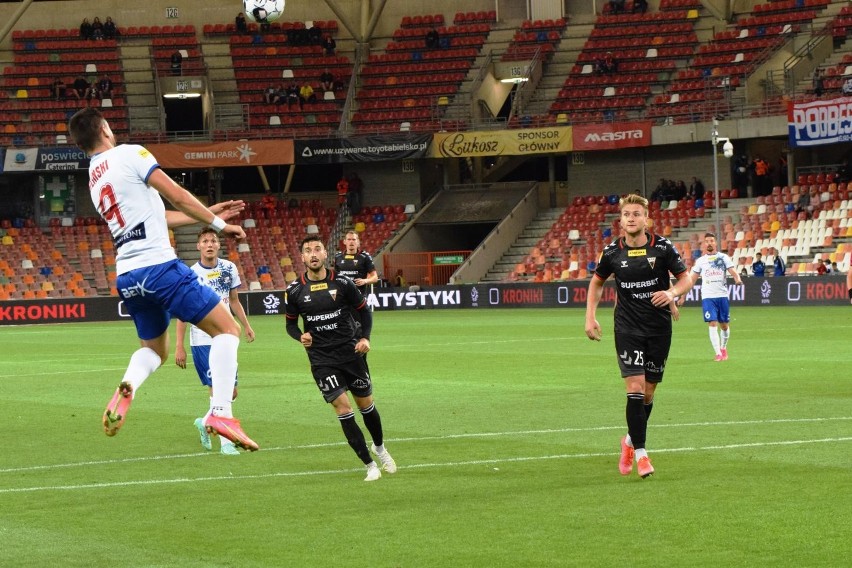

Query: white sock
[[720, 328, 730, 348], [635, 448, 648, 461], [209, 334, 239, 417], [121, 347, 161, 396], [709, 326, 721, 355], [624, 434, 633, 448], [374, 443, 386, 454]]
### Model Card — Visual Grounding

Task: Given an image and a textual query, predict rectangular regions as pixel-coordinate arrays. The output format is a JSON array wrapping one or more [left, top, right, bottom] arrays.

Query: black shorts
[[311, 356, 373, 403], [613, 332, 672, 383]]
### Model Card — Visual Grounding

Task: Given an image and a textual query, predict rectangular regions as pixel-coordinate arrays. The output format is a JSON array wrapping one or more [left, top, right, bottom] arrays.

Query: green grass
[[1, 306, 850, 567]]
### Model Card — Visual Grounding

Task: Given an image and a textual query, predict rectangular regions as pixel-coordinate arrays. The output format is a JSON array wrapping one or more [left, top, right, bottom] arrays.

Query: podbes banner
[[1, 277, 847, 326], [787, 96, 852, 147]]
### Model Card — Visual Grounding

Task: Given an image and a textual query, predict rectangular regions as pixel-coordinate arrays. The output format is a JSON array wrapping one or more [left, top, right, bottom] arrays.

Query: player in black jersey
[[333, 230, 379, 296], [285, 236, 396, 481], [584, 194, 693, 479]]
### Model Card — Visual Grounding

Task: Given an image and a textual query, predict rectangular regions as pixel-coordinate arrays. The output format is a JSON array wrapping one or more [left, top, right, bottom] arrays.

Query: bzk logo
[[263, 294, 281, 311]]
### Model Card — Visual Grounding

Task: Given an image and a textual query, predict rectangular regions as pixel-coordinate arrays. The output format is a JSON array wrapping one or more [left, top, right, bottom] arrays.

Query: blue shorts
[[190, 345, 238, 388], [702, 297, 730, 323], [117, 259, 221, 340]]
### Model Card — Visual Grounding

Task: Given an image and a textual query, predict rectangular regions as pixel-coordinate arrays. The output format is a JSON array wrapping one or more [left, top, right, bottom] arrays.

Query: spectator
[[91, 17, 104, 41], [322, 34, 336, 56], [52, 78, 67, 101], [235, 12, 247, 33], [740, 266, 748, 278], [843, 76, 852, 96], [70, 75, 89, 100], [733, 155, 750, 196], [817, 259, 829, 275], [80, 18, 93, 40], [264, 84, 277, 104], [609, 0, 626, 14], [773, 250, 786, 277], [84, 80, 98, 101], [103, 16, 117, 40], [320, 69, 335, 92], [751, 252, 765, 277], [597, 52, 618, 75], [425, 28, 440, 49], [795, 189, 811, 216], [633, 0, 648, 13], [96, 75, 113, 100], [831, 261, 840, 273], [170, 51, 183, 76], [260, 192, 277, 212], [347, 172, 363, 214], [394, 269, 407, 288], [286, 82, 300, 108], [688, 176, 705, 200], [813, 68, 825, 97], [752, 155, 770, 196], [308, 24, 323, 45], [777, 155, 788, 187], [299, 83, 316, 106], [673, 180, 687, 201], [336, 175, 349, 206], [273, 82, 287, 105]]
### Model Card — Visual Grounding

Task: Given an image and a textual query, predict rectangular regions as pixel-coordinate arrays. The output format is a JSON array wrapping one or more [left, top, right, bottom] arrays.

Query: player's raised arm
[[149, 169, 245, 238]]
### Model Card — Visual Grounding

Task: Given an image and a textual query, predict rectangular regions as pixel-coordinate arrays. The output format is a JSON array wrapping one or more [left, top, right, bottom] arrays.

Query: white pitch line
[[1, 436, 850, 495], [0, 416, 849, 475]]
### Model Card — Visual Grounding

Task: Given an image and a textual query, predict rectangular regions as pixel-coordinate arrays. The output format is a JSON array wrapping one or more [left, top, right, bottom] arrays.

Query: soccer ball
[[244, 0, 285, 23]]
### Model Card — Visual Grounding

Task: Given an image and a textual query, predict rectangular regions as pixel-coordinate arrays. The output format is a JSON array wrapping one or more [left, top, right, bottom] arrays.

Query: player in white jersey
[[175, 228, 255, 455], [68, 107, 259, 451], [678, 233, 742, 361]]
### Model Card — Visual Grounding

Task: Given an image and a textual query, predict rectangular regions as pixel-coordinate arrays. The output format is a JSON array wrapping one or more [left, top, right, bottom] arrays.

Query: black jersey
[[285, 270, 369, 366], [594, 232, 687, 336], [333, 250, 376, 294]]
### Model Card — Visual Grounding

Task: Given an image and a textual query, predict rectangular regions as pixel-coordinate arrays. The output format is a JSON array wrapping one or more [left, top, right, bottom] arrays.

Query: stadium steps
[[203, 41, 241, 106], [173, 226, 201, 265], [120, 44, 161, 132], [482, 208, 564, 282]]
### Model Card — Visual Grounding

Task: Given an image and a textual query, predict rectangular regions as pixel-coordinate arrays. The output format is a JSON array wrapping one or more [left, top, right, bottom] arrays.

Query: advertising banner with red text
[[571, 121, 652, 151], [787, 96, 852, 147], [145, 139, 294, 168]]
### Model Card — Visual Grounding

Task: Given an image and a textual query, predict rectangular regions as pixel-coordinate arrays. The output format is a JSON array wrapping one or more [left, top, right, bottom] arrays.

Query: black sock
[[359, 403, 383, 447], [644, 400, 654, 423], [338, 412, 371, 464], [626, 393, 647, 450]]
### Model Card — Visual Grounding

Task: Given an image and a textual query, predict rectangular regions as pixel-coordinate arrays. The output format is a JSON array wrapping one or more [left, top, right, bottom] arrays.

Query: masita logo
[[584, 129, 643, 142]]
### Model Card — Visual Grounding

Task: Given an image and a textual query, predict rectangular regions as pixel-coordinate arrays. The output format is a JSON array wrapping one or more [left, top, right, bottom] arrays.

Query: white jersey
[[188, 258, 241, 346], [691, 252, 735, 299], [88, 144, 176, 275]]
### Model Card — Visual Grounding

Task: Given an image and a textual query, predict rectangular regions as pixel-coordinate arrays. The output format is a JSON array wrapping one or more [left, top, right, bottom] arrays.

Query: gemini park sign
[[0, 277, 848, 326]]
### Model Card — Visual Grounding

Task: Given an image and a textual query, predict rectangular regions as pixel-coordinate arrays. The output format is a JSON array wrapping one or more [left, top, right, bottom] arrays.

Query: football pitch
[[0, 306, 849, 567]]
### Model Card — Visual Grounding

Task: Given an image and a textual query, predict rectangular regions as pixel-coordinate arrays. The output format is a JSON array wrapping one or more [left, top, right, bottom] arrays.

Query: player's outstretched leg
[[364, 462, 382, 481], [204, 415, 259, 451], [103, 382, 133, 436], [370, 443, 397, 474], [194, 417, 212, 451], [619, 436, 635, 475], [637, 455, 655, 478]]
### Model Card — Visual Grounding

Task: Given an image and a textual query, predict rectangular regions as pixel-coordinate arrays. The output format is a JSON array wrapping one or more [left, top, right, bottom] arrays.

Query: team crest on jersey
[[620, 260, 629, 268], [647, 257, 656, 269], [330, 290, 338, 301], [628, 249, 647, 257], [310, 283, 328, 291]]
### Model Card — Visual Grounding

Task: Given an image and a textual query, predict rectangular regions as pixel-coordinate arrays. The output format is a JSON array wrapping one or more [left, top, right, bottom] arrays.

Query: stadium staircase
[[481, 208, 565, 282]]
